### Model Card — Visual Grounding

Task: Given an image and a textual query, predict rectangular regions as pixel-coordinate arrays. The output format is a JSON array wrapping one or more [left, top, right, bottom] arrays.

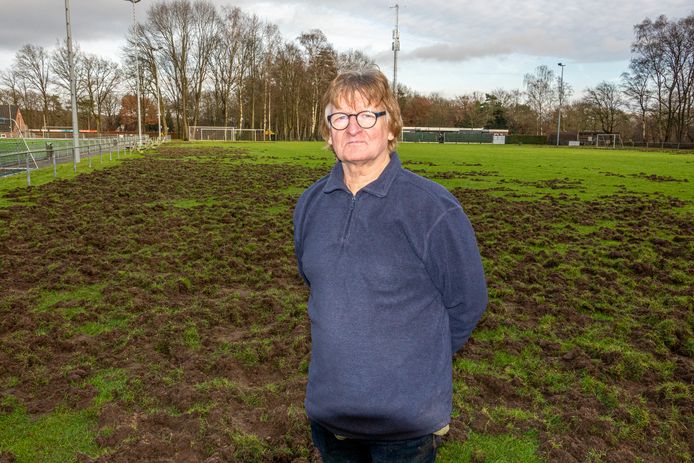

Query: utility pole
[[391, 4, 400, 93], [64, 0, 80, 166], [556, 62, 566, 146], [125, 0, 143, 147]]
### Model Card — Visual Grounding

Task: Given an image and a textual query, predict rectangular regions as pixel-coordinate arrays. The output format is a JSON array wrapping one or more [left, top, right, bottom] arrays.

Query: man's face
[[328, 92, 394, 167]]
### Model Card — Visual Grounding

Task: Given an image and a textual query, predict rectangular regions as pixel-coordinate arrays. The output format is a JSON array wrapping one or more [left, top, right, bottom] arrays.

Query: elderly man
[[293, 69, 487, 463]]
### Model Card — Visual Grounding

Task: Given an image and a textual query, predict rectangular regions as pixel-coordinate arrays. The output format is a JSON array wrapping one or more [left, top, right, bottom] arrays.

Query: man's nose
[[345, 115, 363, 133]]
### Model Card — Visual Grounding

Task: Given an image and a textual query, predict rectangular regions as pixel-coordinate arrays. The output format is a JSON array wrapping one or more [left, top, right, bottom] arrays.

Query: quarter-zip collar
[[322, 152, 402, 198]]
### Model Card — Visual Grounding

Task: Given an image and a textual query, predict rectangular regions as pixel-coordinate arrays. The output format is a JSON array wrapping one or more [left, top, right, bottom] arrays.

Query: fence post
[[88, 141, 92, 169], [25, 152, 31, 187], [47, 142, 56, 178]]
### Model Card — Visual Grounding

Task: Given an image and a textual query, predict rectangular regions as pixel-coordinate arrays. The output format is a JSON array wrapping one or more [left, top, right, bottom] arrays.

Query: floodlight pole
[[556, 62, 566, 146], [64, 0, 80, 167], [156, 68, 161, 140], [391, 4, 400, 93], [125, 0, 143, 148], [149, 45, 163, 140]]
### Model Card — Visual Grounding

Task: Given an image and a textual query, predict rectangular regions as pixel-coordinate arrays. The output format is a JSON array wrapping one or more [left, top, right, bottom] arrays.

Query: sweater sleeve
[[424, 207, 488, 354]]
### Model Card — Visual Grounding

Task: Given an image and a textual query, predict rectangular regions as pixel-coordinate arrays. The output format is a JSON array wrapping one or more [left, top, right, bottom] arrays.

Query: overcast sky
[[0, 0, 691, 98]]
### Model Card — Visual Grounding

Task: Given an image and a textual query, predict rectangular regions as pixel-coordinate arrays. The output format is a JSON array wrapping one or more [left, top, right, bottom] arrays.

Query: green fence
[[402, 130, 493, 143]]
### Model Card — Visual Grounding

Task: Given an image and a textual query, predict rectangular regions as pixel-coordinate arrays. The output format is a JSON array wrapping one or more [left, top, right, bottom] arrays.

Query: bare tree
[[142, 0, 219, 140], [299, 30, 337, 139], [138, 35, 167, 136], [51, 40, 84, 99], [632, 14, 694, 142], [583, 81, 625, 133], [82, 55, 122, 133], [273, 42, 304, 140], [451, 92, 485, 128], [234, 13, 264, 130], [0, 69, 23, 108], [53, 42, 122, 133], [523, 65, 557, 135], [260, 23, 282, 137], [188, 1, 220, 130], [209, 6, 245, 127], [14, 44, 52, 128], [621, 70, 652, 141], [337, 49, 376, 72]]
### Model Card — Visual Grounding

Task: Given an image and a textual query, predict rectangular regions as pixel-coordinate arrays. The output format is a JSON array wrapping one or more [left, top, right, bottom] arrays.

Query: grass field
[[0, 141, 692, 462]]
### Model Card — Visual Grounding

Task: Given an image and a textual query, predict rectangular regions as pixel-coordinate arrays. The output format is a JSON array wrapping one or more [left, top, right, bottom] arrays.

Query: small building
[[0, 105, 28, 138], [402, 127, 509, 144]]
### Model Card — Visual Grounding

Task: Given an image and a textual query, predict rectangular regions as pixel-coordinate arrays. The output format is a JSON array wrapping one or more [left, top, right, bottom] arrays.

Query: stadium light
[[125, 0, 143, 147], [64, 0, 80, 167], [556, 62, 566, 146], [391, 4, 400, 93]]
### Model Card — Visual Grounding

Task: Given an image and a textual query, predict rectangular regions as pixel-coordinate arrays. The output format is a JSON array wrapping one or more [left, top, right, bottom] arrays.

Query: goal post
[[188, 126, 267, 142], [595, 133, 623, 149]]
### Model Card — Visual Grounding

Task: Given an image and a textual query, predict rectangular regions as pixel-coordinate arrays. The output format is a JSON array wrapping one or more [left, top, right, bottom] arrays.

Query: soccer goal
[[595, 133, 623, 149], [188, 126, 266, 142]]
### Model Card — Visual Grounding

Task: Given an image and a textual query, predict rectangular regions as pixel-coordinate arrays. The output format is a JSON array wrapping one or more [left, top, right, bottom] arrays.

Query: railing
[[0, 135, 167, 185]]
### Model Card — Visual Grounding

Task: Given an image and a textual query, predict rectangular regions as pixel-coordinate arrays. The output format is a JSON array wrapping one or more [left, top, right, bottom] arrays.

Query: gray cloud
[[0, 0, 691, 96]]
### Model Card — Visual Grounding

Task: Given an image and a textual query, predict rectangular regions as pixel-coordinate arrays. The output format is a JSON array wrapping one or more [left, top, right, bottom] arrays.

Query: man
[[293, 69, 487, 462]]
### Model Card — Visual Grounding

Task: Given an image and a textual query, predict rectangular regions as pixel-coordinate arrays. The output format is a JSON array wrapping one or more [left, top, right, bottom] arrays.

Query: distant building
[[0, 105, 28, 138]]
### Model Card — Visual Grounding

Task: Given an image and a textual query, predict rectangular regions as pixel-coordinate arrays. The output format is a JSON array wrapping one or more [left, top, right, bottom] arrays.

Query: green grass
[[88, 369, 131, 407], [0, 404, 98, 463], [5, 141, 693, 206], [438, 431, 542, 463], [35, 284, 105, 313]]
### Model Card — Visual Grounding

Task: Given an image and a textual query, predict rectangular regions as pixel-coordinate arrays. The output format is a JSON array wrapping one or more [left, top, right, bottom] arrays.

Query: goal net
[[595, 133, 623, 149], [189, 126, 266, 142]]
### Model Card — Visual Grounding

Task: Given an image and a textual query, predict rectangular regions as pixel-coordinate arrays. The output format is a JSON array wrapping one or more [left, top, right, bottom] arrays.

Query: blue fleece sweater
[[293, 152, 487, 440]]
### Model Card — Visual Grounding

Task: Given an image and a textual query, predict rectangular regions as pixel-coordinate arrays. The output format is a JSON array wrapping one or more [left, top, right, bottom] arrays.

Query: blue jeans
[[310, 421, 440, 463]]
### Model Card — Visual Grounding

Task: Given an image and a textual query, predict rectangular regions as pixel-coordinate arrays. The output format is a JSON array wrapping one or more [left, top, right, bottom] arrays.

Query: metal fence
[[0, 135, 159, 185]]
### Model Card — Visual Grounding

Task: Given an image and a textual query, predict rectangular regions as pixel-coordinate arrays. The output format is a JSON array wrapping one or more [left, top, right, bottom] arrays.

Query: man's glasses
[[327, 111, 387, 130]]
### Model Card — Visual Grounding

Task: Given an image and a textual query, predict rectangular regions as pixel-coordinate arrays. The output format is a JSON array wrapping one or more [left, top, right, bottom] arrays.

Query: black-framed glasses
[[327, 110, 387, 130]]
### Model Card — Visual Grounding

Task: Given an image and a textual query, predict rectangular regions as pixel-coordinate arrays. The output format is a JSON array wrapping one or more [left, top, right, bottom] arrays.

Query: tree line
[[1, 2, 692, 143]]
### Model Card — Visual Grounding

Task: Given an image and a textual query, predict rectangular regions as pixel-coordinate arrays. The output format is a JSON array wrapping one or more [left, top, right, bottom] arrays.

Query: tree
[[299, 30, 337, 139], [0, 69, 23, 108], [451, 93, 485, 128], [523, 65, 557, 135], [52, 40, 84, 99], [399, 93, 432, 127], [337, 49, 376, 72], [260, 23, 282, 137], [631, 14, 694, 142], [118, 94, 138, 130], [82, 55, 122, 133], [621, 70, 652, 141], [480, 94, 507, 129], [142, 0, 220, 140], [14, 44, 52, 128], [208, 6, 246, 127], [583, 81, 625, 133], [232, 12, 263, 130], [273, 42, 304, 140]]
